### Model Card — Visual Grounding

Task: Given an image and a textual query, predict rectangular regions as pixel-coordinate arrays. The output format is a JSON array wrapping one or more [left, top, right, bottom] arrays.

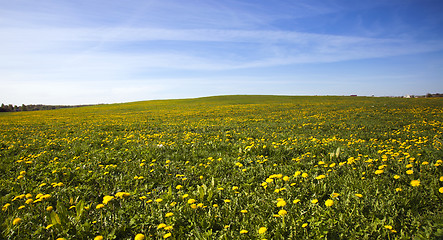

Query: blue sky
[[1, 0, 442, 105]]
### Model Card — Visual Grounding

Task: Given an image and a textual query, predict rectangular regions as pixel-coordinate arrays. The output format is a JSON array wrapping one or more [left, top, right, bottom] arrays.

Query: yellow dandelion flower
[[384, 225, 393, 230], [278, 209, 287, 216], [103, 195, 114, 204], [374, 170, 384, 175], [94, 236, 104, 240], [240, 209, 248, 213], [325, 199, 334, 207], [224, 199, 231, 203], [439, 187, 443, 193], [176, 185, 183, 190], [157, 223, 167, 229], [406, 170, 413, 175], [213, 204, 218, 207], [258, 227, 267, 234], [439, 176, 443, 181], [240, 230, 248, 234], [311, 199, 318, 204], [293, 199, 301, 204], [96, 204, 105, 209], [155, 198, 163, 203], [394, 175, 400, 179], [331, 193, 340, 198], [283, 176, 290, 181], [302, 223, 308, 228], [115, 192, 130, 198], [410, 180, 420, 187], [18, 205, 25, 209], [232, 186, 239, 190], [395, 188, 402, 192], [46, 206, 53, 211], [2, 203, 11, 211], [41, 194, 51, 200], [164, 225, 173, 231], [302, 173, 308, 178], [187, 199, 196, 204], [315, 175, 326, 180], [276, 200, 287, 207], [13, 217, 22, 225], [165, 212, 174, 217], [190, 204, 197, 209], [134, 233, 145, 240], [182, 194, 189, 199], [355, 193, 363, 198], [46, 224, 53, 229]]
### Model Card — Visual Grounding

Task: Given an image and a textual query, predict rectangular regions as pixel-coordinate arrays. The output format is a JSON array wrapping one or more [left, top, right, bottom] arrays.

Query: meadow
[[0, 95, 442, 239]]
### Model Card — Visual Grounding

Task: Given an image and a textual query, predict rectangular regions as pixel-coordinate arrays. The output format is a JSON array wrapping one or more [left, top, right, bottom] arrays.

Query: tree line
[[0, 104, 98, 112]]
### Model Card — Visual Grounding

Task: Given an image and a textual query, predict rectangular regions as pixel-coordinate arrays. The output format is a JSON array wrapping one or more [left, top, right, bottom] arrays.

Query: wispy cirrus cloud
[[1, 26, 442, 72]]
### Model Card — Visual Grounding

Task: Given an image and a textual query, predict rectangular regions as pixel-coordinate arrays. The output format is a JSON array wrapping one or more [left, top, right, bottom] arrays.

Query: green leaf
[[50, 211, 61, 226], [75, 199, 85, 221], [207, 188, 213, 202], [56, 201, 69, 227]]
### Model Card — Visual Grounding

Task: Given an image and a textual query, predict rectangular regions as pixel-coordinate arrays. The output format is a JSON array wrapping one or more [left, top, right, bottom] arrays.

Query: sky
[[1, 0, 443, 105]]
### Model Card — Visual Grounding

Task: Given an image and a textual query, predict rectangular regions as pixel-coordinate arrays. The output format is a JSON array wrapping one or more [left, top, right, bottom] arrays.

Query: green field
[[1, 95, 442, 239]]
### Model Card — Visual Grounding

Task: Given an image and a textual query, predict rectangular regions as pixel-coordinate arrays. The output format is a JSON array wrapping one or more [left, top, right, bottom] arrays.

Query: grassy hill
[[1, 95, 442, 239]]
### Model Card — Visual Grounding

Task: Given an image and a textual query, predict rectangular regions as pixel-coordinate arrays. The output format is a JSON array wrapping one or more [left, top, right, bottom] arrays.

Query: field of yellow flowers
[[1, 95, 442, 239]]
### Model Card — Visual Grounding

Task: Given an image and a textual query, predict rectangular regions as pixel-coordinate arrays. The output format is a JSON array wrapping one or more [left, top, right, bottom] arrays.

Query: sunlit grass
[[1, 95, 442, 239]]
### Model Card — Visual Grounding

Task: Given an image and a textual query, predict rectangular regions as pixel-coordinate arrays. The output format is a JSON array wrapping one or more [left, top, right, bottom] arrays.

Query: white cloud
[[2, 27, 443, 73]]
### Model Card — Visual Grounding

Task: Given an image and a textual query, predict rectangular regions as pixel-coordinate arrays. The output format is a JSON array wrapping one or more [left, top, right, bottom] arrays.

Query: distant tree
[[0, 103, 7, 112]]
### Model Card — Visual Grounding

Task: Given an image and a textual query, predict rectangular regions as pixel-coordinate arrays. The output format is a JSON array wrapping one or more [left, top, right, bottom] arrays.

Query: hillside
[[1, 95, 442, 239]]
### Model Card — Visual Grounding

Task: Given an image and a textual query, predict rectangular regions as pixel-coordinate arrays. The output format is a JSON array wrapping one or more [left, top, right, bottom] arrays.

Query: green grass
[[1, 95, 442, 239]]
